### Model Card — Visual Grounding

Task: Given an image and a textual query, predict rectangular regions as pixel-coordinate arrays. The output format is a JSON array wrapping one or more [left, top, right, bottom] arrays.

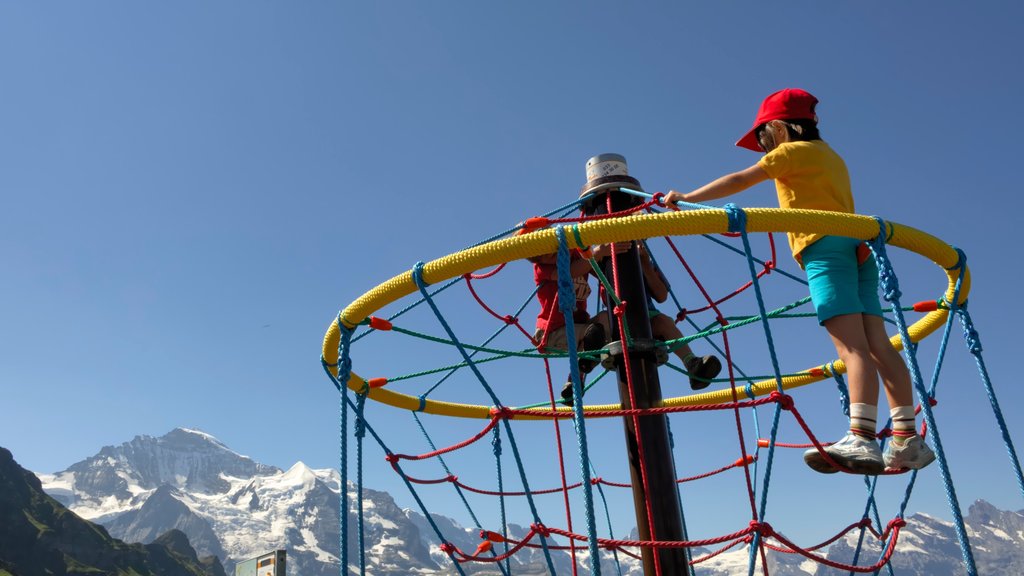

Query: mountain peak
[[165, 428, 231, 451]]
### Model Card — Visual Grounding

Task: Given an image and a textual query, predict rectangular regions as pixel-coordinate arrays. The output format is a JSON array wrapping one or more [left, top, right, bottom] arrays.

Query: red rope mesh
[[392, 212, 919, 574]]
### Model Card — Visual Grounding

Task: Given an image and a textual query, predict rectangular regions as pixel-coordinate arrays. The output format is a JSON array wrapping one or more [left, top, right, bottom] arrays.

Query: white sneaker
[[804, 433, 884, 475], [883, 436, 936, 471]]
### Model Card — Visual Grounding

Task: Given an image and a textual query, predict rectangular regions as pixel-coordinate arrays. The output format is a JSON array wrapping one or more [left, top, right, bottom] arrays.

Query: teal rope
[[869, 217, 977, 576], [555, 227, 602, 575]]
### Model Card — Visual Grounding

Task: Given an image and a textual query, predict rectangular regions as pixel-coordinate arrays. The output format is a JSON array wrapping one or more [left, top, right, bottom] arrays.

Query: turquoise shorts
[[802, 236, 883, 325]]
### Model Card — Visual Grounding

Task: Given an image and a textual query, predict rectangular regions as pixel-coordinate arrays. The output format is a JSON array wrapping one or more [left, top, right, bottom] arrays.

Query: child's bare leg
[[823, 313, 879, 407], [650, 313, 692, 361], [862, 315, 913, 408], [651, 313, 720, 390]]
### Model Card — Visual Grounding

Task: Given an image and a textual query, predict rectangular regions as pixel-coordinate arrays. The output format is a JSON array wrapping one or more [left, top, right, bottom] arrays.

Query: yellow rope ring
[[322, 207, 970, 420]]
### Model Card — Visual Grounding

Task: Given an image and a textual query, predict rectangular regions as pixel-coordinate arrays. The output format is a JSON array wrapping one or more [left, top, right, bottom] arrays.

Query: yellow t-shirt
[[756, 140, 853, 263]]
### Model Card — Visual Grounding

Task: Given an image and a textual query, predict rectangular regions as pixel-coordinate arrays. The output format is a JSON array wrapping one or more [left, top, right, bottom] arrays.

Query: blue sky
[[3, 1, 1023, 553]]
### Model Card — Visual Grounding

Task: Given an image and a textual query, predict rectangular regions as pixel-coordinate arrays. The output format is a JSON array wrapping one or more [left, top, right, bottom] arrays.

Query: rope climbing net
[[322, 191, 1023, 576]]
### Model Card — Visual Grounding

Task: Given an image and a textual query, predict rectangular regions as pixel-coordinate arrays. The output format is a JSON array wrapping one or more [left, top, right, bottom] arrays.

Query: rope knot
[[502, 314, 516, 325], [928, 397, 938, 407], [384, 453, 399, 463], [877, 428, 893, 439], [769, 391, 794, 411], [675, 309, 688, 323], [652, 192, 666, 206], [439, 542, 456, 555], [724, 203, 747, 233], [446, 474, 458, 483], [749, 521, 775, 539], [411, 261, 430, 289], [716, 315, 729, 327], [762, 260, 775, 275], [887, 518, 907, 531], [858, 517, 874, 529], [590, 477, 603, 485], [613, 302, 628, 316], [489, 406, 515, 420], [531, 523, 551, 538]]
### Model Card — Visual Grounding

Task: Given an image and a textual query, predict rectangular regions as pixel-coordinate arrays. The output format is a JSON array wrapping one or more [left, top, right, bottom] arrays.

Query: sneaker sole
[[830, 454, 885, 476], [803, 450, 840, 474], [886, 450, 937, 471]]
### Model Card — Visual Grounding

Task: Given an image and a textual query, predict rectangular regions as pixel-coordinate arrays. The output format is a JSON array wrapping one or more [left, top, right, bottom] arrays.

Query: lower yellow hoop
[[322, 208, 970, 420]]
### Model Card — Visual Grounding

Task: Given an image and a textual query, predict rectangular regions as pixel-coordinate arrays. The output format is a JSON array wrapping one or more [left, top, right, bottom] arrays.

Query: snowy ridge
[[37, 429, 1024, 575]]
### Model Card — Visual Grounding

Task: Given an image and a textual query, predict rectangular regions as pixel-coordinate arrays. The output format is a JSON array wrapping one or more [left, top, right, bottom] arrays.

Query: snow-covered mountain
[[35, 428, 1024, 575]]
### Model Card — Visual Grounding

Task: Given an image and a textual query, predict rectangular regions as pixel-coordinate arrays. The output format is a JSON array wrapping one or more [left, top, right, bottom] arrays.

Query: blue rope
[[722, 204, 785, 576], [939, 248, 1024, 501], [409, 413, 510, 575], [354, 392, 368, 576], [829, 363, 851, 417], [666, 418, 697, 576], [421, 287, 539, 399], [827, 368, 891, 576], [411, 414, 485, 529], [335, 316, 354, 575], [492, 426, 512, 576], [321, 363, 469, 576], [555, 227, 601, 575], [589, 461, 624, 576], [869, 217, 978, 576], [410, 261, 559, 574]]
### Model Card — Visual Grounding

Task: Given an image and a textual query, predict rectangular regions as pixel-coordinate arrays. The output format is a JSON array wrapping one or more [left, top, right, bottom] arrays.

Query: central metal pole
[[580, 154, 686, 575]]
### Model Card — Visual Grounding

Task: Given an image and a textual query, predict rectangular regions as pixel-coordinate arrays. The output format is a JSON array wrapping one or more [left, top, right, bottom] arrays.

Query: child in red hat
[[663, 88, 935, 475]]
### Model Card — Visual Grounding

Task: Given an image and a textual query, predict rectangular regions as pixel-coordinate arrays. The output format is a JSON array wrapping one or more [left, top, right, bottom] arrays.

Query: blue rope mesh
[[869, 217, 978, 576], [326, 205, 1022, 576], [410, 261, 559, 574]]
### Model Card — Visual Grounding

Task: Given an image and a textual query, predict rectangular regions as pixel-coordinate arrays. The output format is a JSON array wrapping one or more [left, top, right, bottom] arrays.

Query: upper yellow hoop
[[322, 207, 970, 420]]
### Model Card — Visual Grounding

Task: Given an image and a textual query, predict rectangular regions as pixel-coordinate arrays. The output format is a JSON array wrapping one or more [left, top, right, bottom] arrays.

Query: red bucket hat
[[736, 88, 819, 151]]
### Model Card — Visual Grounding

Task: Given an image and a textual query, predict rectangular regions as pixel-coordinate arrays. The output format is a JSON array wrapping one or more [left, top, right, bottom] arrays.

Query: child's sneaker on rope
[[577, 322, 606, 375], [684, 354, 722, 391], [803, 433, 885, 475], [561, 375, 584, 407], [883, 436, 936, 471]]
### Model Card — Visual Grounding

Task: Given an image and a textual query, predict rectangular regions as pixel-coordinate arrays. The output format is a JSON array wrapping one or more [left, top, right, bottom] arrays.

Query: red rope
[[391, 453, 754, 496], [463, 273, 535, 341], [468, 262, 507, 280], [604, 194, 662, 576], [542, 357, 580, 574], [388, 416, 500, 461]]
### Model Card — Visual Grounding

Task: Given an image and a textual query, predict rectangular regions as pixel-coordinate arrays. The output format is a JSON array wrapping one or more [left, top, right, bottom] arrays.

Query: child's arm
[[662, 164, 769, 208]]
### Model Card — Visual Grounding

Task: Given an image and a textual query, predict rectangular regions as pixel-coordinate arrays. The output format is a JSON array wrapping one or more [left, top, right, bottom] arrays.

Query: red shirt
[[534, 257, 591, 333]]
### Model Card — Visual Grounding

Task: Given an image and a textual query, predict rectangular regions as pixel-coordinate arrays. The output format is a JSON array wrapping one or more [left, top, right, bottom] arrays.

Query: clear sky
[[3, 1, 1023, 551]]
